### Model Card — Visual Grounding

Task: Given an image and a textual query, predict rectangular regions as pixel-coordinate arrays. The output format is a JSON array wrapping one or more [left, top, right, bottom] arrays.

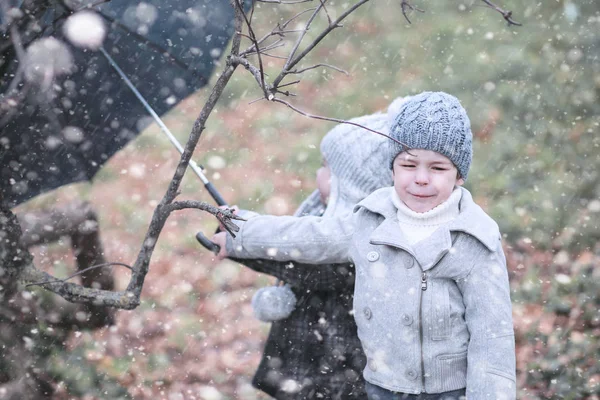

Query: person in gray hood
[[215, 92, 516, 400], [213, 101, 399, 399]]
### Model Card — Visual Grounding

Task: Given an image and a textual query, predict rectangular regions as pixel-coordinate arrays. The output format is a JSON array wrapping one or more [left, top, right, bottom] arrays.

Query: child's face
[[392, 149, 464, 213], [316, 160, 331, 205]]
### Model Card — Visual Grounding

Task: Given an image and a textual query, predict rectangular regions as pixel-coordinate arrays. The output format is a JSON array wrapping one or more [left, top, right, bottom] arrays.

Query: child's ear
[[456, 177, 465, 187]]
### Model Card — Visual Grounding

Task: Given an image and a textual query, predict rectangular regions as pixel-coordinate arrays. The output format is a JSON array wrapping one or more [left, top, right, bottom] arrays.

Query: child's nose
[[414, 168, 430, 185]]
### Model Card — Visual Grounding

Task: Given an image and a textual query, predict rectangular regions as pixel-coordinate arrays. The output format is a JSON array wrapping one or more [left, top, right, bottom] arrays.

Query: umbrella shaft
[[99, 46, 209, 185]]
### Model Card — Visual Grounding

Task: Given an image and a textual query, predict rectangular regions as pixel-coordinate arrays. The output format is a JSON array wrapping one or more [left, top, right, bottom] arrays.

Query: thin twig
[[257, 0, 314, 3], [283, 2, 325, 71], [230, 55, 265, 90], [259, 52, 288, 59], [291, 63, 348, 75], [280, 7, 319, 29], [275, 90, 297, 97], [248, 0, 256, 25], [237, 31, 255, 42], [239, 8, 317, 57], [164, 201, 244, 236], [78, 0, 111, 11], [240, 26, 282, 56], [7, 25, 26, 90], [246, 39, 285, 56], [478, 0, 522, 26], [277, 79, 301, 88], [319, 0, 333, 25], [273, 0, 370, 89], [400, 0, 425, 24], [234, 0, 268, 97], [271, 98, 409, 148], [25, 262, 133, 288], [248, 97, 266, 105]]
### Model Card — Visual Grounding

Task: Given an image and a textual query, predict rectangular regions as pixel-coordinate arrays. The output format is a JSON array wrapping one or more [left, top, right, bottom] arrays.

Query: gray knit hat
[[320, 112, 393, 213], [388, 91, 473, 180]]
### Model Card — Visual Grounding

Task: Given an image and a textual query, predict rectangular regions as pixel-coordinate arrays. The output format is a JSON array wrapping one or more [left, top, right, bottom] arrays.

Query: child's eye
[[432, 166, 450, 171], [401, 164, 415, 168]]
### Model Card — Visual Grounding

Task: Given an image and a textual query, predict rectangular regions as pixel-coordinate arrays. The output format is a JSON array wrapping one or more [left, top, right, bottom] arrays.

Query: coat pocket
[[429, 280, 451, 340], [435, 351, 467, 392], [486, 333, 516, 382]]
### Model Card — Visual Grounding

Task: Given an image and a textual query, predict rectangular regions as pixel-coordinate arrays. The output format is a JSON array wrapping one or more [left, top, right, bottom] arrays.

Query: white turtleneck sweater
[[391, 187, 463, 246]]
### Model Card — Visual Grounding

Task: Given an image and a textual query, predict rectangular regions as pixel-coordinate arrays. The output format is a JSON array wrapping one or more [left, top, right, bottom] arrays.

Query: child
[[215, 103, 399, 399], [215, 92, 516, 399]]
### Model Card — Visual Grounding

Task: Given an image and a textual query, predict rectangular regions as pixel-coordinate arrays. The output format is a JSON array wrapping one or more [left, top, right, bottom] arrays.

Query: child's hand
[[211, 232, 228, 260]]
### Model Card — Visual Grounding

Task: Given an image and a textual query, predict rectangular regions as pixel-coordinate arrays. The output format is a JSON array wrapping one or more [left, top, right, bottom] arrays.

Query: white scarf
[[391, 187, 462, 246]]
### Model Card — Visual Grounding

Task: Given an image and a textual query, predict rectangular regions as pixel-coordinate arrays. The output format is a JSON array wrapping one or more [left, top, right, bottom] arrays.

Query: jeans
[[365, 382, 466, 400]]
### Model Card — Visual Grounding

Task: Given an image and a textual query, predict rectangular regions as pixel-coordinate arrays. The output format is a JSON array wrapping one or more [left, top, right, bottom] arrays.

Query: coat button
[[406, 258, 415, 269], [363, 307, 372, 320], [406, 369, 418, 380], [368, 358, 378, 371], [401, 314, 413, 326], [366, 251, 380, 262]]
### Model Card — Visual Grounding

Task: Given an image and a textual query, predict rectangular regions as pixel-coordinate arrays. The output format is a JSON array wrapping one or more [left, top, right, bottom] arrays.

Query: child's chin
[[408, 201, 437, 213]]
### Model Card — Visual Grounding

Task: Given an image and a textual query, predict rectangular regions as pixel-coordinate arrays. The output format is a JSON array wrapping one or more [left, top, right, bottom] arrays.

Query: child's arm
[[218, 213, 355, 265], [457, 239, 516, 399], [211, 208, 354, 289], [228, 258, 354, 291]]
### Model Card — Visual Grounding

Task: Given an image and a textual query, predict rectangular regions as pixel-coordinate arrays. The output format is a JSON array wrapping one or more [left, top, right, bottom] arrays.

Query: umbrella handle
[[196, 181, 227, 254], [196, 231, 221, 254]]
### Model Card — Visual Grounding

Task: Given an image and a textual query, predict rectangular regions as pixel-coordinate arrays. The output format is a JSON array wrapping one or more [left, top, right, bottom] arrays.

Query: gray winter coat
[[227, 187, 516, 399]]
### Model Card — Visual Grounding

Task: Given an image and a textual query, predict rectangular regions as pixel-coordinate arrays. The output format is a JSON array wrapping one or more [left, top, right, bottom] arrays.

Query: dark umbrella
[[0, 0, 247, 207]]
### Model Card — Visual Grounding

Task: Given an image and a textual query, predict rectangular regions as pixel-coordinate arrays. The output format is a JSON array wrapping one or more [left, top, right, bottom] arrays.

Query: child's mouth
[[410, 193, 433, 199]]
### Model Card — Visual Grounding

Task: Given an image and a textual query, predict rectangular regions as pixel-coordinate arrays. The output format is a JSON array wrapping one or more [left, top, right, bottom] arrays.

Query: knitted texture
[[251, 284, 297, 322], [320, 112, 393, 208], [388, 91, 473, 180]]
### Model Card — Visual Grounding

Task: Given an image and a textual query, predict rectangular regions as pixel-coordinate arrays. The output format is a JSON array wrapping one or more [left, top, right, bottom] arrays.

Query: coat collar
[[355, 187, 500, 267]]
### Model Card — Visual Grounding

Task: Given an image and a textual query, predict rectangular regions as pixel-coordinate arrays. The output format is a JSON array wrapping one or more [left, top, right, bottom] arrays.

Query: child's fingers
[[211, 232, 228, 260]]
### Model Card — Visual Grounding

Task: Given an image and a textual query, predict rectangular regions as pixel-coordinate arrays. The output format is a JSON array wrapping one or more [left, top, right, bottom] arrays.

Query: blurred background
[[10, 0, 599, 398]]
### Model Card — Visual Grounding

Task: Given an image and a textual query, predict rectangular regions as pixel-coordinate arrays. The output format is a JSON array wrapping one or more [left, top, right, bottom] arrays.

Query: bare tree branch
[[478, 0, 522, 26], [18, 262, 138, 308], [234, 0, 268, 98], [119, 1, 247, 304], [282, 2, 326, 73], [272, 0, 370, 89], [231, 55, 265, 92], [239, 8, 317, 57]]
